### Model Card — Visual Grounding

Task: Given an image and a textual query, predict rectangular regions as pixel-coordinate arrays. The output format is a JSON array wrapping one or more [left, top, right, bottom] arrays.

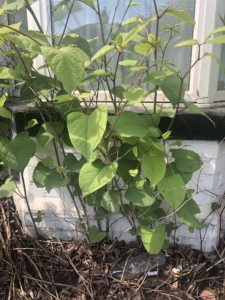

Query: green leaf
[[170, 149, 201, 173], [161, 75, 185, 109], [140, 224, 166, 254], [4, 34, 41, 53], [103, 190, 119, 212], [91, 45, 115, 62], [95, 206, 106, 220], [163, 8, 195, 26], [2, 0, 37, 10], [63, 153, 79, 173], [0, 107, 11, 119], [162, 131, 171, 140], [134, 43, 152, 56], [119, 60, 137, 66], [122, 19, 152, 47], [166, 162, 192, 184], [62, 35, 91, 55], [0, 66, 21, 80], [142, 70, 170, 85], [204, 52, 225, 75], [45, 169, 71, 193], [67, 105, 107, 161], [25, 30, 50, 46], [125, 1, 140, 6], [108, 112, 148, 137], [175, 39, 198, 47], [83, 185, 105, 207], [119, 143, 138, 160], [0, 22, 21, 34], [79, 160, 117, 197], [117, 159, 140, 183], [42, 156, 54, 168], [78, 0, 96, 7], [176, 199, 203, 229], [0, 131, 35, 172], [209, 26, 225, 36], [33, 162, 51, 188], [165, 222, 176, 237], [206, 36, 225, 44], [20, 76, 53, 101], [41, 46, 85, 94], [125, 179, 153, 207], [24, 119, 38, 130], [83, 69, 113, 81], [158, 175, 186, 210], [130, 66, 148, 72], [36, 122, 64, 147], [142, 153, 166, 185], [88, 225, 106, 243], [129, 169, 138, 177], [0, 178, 16, 197], [123, 88, 145, 105], [211, 202, 221, 212], [51, 0, 70, 11], [182, 99, 215, 126], [110, 84, 128, 100]]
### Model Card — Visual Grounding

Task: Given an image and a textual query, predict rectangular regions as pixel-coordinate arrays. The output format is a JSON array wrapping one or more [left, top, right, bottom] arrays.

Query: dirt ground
[[0, 197, 225, 300]]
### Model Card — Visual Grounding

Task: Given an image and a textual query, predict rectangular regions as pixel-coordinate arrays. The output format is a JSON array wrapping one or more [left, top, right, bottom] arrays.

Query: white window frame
[[14, 0, 225, 106]]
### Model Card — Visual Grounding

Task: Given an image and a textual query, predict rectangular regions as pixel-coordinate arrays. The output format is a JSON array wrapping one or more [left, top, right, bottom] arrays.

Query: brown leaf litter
[[0, 197, 225, 299]]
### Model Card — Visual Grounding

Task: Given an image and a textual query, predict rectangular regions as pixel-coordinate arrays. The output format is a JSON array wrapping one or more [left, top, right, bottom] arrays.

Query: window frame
[[13, 0, 225, 106]]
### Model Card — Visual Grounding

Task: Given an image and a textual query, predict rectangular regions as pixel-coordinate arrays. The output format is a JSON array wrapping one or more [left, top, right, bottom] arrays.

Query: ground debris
[[0, 197, 225, 299]]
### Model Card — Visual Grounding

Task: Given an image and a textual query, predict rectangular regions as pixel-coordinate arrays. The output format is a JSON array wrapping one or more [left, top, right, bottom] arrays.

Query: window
[[9, 0, 225, 105]]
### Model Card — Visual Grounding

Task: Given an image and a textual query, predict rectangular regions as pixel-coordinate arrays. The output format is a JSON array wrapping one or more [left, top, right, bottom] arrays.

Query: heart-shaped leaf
[[67, 105, 108, 161], [0, 131, 35, 172], [88, 225, 106, 243]]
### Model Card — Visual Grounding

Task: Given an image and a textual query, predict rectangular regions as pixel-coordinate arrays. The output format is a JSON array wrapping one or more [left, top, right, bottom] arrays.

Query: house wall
[[13, 137, 225, 252]]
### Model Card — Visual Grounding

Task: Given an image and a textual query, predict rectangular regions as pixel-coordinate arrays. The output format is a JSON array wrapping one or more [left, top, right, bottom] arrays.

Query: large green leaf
[[0, 66, 21, 80], [45, 169, 71, 192], [142, 70, 171, 85], [0, 131, 35, 172], [41, 46, 85, 94], [204, 52, 225, 75], [170, 149, 201, 173], [158, 174, 186, 210], [162, 8, 195, 26], [142, 153, 166, 185], [0, 178, 16, 197], [125, 179, 153, 207], [140, 225, 166, 254], [4, 34, 41, 53], [103, 190, 119, 212], [88, 225, 106, 243], [67, 105, 108, 161], [176, 199, 203, 229], [161, 75, 185, 108], [79, 159, 117, 197], [109, 111, 148, 138]]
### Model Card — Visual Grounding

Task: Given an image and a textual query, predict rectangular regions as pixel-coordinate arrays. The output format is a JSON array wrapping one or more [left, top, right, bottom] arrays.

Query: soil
[[0, 197, 225, 300]]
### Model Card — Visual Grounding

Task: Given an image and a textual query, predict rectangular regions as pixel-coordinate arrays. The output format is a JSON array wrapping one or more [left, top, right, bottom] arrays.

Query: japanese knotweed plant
[[0, 0, 225, 253]]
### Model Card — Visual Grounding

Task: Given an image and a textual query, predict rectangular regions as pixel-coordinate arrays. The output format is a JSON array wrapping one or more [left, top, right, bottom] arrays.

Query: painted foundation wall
[[13, 139, 225, 252]]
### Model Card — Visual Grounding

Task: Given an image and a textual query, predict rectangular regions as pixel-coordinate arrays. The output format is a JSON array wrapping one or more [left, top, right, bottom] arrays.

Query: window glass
[[51, 0, 195, 91]]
